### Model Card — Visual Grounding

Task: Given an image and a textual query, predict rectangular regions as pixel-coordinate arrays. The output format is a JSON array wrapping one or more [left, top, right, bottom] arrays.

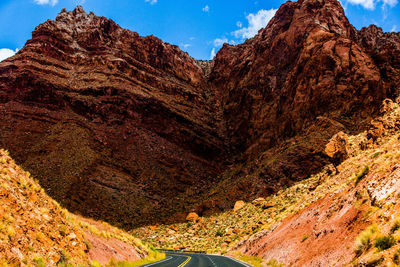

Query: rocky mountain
[[0, 6, 225, 228], [0, 0, 399, 234]]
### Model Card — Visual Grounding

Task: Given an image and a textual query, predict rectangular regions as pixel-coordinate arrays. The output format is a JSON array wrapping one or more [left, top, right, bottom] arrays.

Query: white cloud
[[145, 0, 157, 5], [213, 38, 228, 47], [346, 0, 397, 10], [34, 0, 58, 6], [346, 0, 375, 9], [181, 44, 191, 49], [0, 48, 18, 62], [382, 0, 398, 7], [392, 25, 398, 32], [202, 5, 209, 12], [189, 37, 196, 41], [236, 21, 243, 28], [233, 9, 277, 39], [210, 48, 216, 60]]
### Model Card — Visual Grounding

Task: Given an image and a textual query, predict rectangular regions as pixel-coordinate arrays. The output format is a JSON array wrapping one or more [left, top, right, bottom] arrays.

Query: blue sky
[[0, 0, 399, 61]]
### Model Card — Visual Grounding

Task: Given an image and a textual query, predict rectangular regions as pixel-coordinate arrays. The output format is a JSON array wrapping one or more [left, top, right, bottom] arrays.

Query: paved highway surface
[[142, 251, 251, 267]]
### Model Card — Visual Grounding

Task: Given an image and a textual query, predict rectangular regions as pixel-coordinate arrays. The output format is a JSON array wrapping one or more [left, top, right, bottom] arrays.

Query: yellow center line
[[177, 255, 191, 267]]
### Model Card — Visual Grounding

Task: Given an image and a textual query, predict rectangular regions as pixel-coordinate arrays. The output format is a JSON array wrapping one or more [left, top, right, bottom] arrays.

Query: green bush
[[375, 235, 396, 251], [301, 235, 309, 242]]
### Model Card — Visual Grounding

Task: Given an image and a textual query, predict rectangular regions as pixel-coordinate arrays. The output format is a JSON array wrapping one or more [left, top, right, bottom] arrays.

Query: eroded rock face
[[356, 25, 400, 98], [0, 0, 399, 227], [0, 6, 224, 227], [210, 0, 386, 154]]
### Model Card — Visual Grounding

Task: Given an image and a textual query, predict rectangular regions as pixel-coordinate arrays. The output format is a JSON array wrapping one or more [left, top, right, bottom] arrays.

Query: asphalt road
[[142, 252, 252, 267]]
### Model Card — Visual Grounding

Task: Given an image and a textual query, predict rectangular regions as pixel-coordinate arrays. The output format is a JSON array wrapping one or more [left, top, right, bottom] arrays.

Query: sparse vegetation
[[355, 225, 379, 256], [106, 250, 165, 267], [266, 259, 284, 267], [393, 248, 400, 264], [391, 218, 400, 234], [354, 165, 369, 185], [374, 235, 396, 251], [301, 235, 309, 242], [216, 229, 225, 237], [0, 149, 153, 265], [237, 254, 265, 267]]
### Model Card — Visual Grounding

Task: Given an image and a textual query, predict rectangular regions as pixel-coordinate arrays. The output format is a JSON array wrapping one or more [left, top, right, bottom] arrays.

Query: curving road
[[142, 251, 252, 267]]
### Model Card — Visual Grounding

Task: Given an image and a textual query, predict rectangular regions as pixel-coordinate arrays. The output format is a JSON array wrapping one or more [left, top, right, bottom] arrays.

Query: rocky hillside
[[235, 98, 400, 266], [134, 98, 400, 266], [0, 149, 163, 265], [0, 0, 399, 231]]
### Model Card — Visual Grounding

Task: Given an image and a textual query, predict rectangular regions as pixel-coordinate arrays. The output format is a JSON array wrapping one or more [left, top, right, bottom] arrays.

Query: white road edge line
[[142, 256, 173, 266], [208, 254, 252, 267], [206, 256, 218, 267], [224, 256, 252, 267]]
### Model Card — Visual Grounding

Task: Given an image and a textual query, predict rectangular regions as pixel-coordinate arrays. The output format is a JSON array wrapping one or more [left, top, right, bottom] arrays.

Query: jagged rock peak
[[55, 5, 94, 24], [73, 5, 85, 15]]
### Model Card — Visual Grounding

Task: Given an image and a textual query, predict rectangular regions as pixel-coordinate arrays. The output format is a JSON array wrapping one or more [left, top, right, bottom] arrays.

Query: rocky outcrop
[[0, 0, 399, 228], [185, 212, 200, 222], [324, 131, 349, 165]]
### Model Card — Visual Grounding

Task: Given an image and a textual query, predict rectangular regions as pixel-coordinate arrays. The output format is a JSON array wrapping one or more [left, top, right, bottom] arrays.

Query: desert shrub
[[59, 224, 68, 237], [238, 254, 265, 267], [215, 229, 225, 237], [34, 257, 46, 267], [6, 225, 15, 237], [266, 259, 284, 267], [372, 152, 381, 158], [90, 261, 102, 267], [355, 166, 369, 185], [391, 219, 400, 233], [374, 235, 396, 251], [301, 235, 309, 242], [393, 249, 400, 264], [354, 224, 378, 256], [57, 250, 72, 267]]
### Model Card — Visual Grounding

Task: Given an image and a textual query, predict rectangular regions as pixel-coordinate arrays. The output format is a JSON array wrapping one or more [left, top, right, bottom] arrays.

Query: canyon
[[1, 0, 400, 265]]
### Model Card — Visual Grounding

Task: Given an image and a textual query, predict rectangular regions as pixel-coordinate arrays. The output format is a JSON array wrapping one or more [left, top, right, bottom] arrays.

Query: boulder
[[252, 197, 266, 206], [324, 132, 349, 165], [233, 201, 245, 212], [186, 212, 199, 222]]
